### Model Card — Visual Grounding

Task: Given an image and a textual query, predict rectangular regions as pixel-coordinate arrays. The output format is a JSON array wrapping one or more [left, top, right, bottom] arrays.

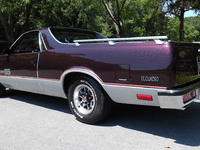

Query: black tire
[[68, 76, 112, 124], [0, 83, 6, 97]]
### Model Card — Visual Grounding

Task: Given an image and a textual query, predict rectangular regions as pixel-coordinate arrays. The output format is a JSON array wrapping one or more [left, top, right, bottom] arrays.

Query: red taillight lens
[[183, 91, 196, 102], [137, 94, 153, 101]]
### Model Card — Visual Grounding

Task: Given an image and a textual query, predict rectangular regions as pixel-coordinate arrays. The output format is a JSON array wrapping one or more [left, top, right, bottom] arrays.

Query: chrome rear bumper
[[157, 82, 200, 110]]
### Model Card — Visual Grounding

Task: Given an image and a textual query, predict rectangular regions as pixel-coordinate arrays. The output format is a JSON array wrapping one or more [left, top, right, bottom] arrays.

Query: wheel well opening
[[63, 73, 97, 97]]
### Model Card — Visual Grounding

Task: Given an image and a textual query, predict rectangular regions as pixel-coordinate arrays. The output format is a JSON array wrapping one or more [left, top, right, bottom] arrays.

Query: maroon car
[[0, 27, 200, 124]]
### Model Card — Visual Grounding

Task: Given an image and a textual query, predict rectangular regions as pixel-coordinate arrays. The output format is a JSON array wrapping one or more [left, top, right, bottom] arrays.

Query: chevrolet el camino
[[0, 27, 200, 124]]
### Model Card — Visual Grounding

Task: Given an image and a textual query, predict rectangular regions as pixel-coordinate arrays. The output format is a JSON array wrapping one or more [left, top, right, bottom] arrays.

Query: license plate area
[[183, 90, 196, 103]]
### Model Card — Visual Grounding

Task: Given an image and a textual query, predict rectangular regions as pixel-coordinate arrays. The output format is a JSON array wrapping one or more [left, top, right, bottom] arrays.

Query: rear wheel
[[0, 83, 6, 97], [68, 76, 112, 124]]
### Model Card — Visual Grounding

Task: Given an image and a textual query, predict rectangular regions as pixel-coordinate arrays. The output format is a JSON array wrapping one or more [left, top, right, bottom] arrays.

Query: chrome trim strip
[[39, 32, 42, 51], [158, 81, 200, 96], [36, 52, 45, 92], [10, 30, 40, 50], [9, 34, 24, 50], [39, 32, 47, 51], [60, 68, 103, 88], [60, 68, 167, 90], [36, 52, 40, 78], [74, 36, 168, 43], [74, 36, 168, 46], [60, 68, 165, 106]]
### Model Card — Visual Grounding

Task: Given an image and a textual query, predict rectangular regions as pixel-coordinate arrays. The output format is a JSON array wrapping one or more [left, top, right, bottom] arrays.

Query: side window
[[13, 31, 40, 53]]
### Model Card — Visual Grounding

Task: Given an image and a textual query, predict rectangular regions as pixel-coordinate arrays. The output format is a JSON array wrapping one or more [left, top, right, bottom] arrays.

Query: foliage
[[101, 0, 127, 37], [0, 0, 27, 43], [184, 16, 200, 41], [160, 0, 200, 41], [0, 0, 199, 43], [166, 17, 179, 41], [122, 0, 146, 37], [0, 0, 114, 42], [166, 16, 200, 42], [185, 16, 200, 31], [30, 0, 104, 30], [184, 23, 200, 42], [142, 0, 167, 36], [121, 0, 167, 37]]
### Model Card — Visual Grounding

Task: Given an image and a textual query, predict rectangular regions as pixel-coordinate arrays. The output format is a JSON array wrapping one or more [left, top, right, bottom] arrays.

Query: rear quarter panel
[[39, 30, 173, 88]]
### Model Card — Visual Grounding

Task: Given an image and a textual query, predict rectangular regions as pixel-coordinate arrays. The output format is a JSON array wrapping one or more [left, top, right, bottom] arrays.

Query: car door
[[0, 31, 43, 92]]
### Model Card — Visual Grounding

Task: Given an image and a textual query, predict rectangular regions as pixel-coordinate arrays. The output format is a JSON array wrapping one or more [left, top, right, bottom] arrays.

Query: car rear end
[[157, 42, 200, 110]]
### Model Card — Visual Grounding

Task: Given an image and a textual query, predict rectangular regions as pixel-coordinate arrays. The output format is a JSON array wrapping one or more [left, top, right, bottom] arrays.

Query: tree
[[0, 0, 20, 43], [122, 0, 146, 37], [0, 0, 111, 43], [0, 0, 34, 43], [101, 0, 127, 37], [30, 0, 112, 36], [166, 17, 180, 41], [122, 0, 167, 37], [185, 16, 200, 31], [184, 16, 200, 41], [143, 0, 167, 36], [166, 16, 200, 42], [162, 0, 200, 41], [1, 0, 199, 43], [184, 23, 199, 42]]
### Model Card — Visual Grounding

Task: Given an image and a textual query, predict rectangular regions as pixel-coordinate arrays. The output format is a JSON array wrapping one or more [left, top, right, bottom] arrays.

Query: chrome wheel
[[73, 84, 96, 115], [68, 76, 113, 124]]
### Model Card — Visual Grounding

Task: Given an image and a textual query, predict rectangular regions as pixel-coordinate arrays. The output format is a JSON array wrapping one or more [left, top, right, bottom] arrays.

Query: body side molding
[[60, 68, 166, 106]]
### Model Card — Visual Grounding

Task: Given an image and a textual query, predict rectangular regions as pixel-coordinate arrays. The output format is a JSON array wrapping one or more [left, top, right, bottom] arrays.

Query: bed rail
[[73, 36, 168, 46]]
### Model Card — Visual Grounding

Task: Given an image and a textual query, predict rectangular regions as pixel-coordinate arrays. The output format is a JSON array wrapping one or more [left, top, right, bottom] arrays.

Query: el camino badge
[[0, 69, 11, 75], [141, 76, 159, 82]]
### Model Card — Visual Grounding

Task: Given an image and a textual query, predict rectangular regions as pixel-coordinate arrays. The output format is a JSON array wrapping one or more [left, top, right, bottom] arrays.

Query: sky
[[184, 10, 198, 18]]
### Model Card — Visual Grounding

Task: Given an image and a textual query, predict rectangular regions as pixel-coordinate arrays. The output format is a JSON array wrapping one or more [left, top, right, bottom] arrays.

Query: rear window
[[50, 27, 105, 43]]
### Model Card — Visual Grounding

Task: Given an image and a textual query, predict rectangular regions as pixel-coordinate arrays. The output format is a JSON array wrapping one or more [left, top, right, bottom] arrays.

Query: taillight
[[183, 90, 196, 103], [137, 94, 153, 101]]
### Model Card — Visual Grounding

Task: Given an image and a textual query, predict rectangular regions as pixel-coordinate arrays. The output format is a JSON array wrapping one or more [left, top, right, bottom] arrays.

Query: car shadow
[[5, 89, 200, 147], [5, 89, 71, 114], [100, 102, 200, 147]]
